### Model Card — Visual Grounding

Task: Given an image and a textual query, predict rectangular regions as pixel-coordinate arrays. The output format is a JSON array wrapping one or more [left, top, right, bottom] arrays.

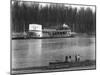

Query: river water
[[12, 36, 95, 69]]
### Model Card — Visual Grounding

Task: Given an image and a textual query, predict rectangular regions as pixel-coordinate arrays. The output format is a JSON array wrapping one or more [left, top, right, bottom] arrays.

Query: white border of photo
[[0, 0, 100, 75]]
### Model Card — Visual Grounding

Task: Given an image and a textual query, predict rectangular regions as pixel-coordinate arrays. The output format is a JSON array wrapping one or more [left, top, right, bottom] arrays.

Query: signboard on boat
[[29, 24, 42, 31]]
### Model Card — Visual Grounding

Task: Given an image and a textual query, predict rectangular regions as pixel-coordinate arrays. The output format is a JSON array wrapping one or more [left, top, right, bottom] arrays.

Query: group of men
[[65, 55, 80, 63]]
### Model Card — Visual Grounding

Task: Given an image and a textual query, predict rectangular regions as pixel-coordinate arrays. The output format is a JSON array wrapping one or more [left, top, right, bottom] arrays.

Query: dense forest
[[11, 1, 96, 34]]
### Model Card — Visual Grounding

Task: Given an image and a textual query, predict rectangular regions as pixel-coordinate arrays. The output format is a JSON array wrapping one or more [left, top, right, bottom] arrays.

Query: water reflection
[[12, 37, 95, 69]]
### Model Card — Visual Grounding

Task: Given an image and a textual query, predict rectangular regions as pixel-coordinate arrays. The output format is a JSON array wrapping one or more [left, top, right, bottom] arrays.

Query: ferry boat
[[27, 24, 72, 38]]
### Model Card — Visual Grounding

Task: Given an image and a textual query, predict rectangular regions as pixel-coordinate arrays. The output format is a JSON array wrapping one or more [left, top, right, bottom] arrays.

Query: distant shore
[[12, 36, 74, 40], [12, 33, 95, 40]]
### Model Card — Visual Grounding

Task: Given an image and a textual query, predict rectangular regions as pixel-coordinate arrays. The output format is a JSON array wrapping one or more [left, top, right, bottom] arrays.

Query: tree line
[[11, 1, 96, 34]]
